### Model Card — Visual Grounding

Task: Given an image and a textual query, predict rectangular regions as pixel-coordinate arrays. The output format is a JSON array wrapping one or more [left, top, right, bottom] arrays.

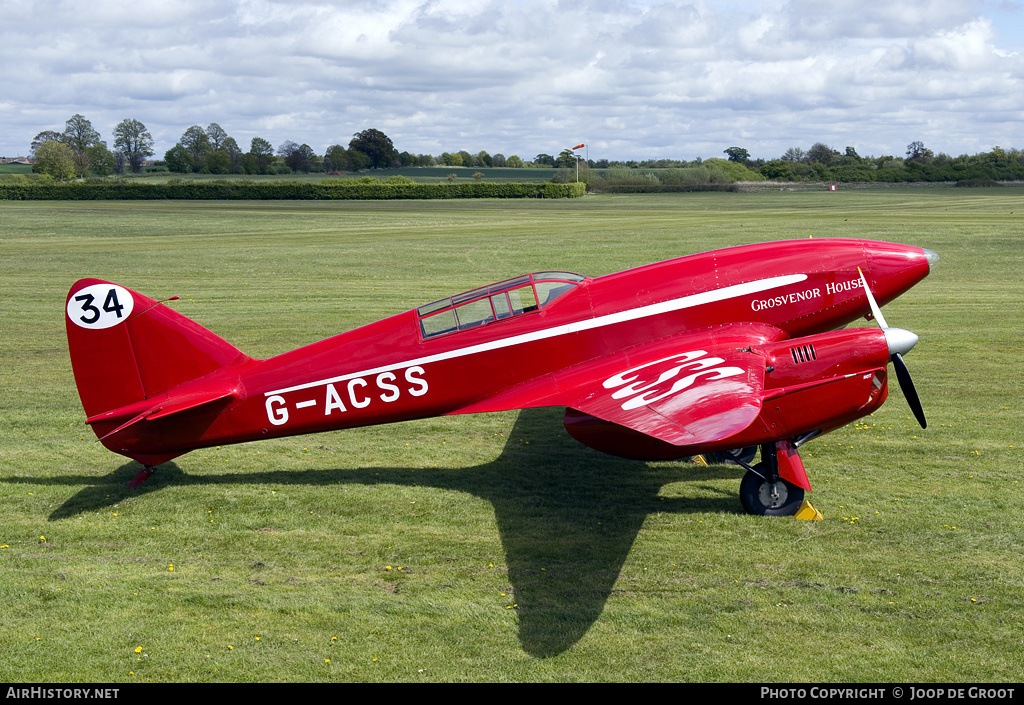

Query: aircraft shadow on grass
[[30, 407, 741, 657]]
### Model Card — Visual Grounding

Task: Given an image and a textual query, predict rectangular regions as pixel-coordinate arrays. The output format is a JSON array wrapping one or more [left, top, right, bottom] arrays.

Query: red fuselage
[[86, 238, 933, 465]]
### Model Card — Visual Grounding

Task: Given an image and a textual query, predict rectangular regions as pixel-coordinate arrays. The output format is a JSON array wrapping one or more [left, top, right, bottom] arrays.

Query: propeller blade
[[857, 267, 888, 328], [892, 353, 927, 429], [858, 266, 927, 428]]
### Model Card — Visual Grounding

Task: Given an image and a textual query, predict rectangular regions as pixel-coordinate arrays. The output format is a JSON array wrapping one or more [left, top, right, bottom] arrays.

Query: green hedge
[[0, 180, 586, 200]]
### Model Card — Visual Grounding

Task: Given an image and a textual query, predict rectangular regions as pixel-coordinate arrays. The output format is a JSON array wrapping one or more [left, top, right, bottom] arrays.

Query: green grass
[[1, 186, 1023, 681]]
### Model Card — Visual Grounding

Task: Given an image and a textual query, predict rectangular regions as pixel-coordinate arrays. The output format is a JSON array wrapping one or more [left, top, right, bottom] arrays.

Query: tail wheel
[[740, 465, 805, 516]]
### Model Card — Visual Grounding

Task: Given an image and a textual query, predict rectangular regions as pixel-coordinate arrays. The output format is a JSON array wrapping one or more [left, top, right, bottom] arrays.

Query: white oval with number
[[67, 284, 134, 329]]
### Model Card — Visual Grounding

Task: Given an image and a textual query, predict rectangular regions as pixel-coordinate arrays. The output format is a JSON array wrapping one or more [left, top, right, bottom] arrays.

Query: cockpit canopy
[[417, 271, 585, 339]]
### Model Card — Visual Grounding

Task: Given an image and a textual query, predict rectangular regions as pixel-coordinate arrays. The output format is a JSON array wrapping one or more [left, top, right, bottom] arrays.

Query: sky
[[2, 0, 1022, 163]]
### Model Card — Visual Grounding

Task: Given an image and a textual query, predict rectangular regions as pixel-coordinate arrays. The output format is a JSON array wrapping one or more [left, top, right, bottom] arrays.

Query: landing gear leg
[[739, 443, 805, 516], [128, 465, 157, 489]]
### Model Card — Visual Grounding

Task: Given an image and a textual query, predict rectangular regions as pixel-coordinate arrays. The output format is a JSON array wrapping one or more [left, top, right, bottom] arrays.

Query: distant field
[[1, 186, 1022, 682], [0, 162, 32, 174], [129, 165, 563, 183]]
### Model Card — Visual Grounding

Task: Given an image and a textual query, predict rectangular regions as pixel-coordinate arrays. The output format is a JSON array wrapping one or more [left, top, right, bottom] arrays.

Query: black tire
[[739, 465, 805, 516]]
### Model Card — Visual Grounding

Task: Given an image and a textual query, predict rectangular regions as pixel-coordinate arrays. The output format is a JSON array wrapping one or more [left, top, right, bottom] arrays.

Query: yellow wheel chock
[[794, 499, 823, 520]]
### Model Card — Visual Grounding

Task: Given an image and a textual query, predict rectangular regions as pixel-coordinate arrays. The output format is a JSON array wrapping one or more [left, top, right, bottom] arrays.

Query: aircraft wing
[[456, 323, 784, 447]]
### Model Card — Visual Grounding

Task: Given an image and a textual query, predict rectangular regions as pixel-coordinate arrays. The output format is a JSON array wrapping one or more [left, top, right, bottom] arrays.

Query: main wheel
[[739, 466, 804, 516]]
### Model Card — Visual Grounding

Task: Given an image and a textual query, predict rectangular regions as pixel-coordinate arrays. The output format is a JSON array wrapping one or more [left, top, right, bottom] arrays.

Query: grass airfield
[[1, 187, 1022, 682]]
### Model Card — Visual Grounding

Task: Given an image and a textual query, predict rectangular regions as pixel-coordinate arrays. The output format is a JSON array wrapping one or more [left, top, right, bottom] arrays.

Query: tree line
[[578, 142, 1024, 184], [26, 115, 536, 179], [30, 115, 155, 179], [161, 124, 534, 175], [724, 142, 1024, 184], [26, 114, 1024, 184]]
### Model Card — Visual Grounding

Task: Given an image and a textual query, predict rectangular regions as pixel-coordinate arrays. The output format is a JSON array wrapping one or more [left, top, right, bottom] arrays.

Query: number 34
[[67, 283, 135, 330]]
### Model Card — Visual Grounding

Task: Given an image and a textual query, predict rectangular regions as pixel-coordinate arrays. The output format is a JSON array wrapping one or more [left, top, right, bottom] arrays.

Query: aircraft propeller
[[858, 267, 927, 429]]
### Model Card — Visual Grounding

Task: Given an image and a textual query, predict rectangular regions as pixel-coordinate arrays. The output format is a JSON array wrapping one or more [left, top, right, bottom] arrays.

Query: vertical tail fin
[[65, 279, 250, 420]]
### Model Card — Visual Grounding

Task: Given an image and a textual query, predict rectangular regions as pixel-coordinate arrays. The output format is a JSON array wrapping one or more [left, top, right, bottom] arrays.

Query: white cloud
[[0, 0, 1021, 160], [910, 17, 1001, 70]]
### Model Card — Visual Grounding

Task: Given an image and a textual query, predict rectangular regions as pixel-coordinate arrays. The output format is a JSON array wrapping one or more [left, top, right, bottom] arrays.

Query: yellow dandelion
[[135, 647, 143, 653]]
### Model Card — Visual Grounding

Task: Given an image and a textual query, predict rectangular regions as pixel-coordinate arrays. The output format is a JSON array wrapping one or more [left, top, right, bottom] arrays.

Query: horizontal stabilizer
[[89, 388, 238, 441]]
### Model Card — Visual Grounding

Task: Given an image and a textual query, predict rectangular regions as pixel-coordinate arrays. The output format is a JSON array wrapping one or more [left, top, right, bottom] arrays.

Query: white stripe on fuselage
[[264, 273, 808, 396]]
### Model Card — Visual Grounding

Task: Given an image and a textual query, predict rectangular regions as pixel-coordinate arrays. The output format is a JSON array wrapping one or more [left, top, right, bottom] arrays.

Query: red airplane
[[65, 238, 936, 516]]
